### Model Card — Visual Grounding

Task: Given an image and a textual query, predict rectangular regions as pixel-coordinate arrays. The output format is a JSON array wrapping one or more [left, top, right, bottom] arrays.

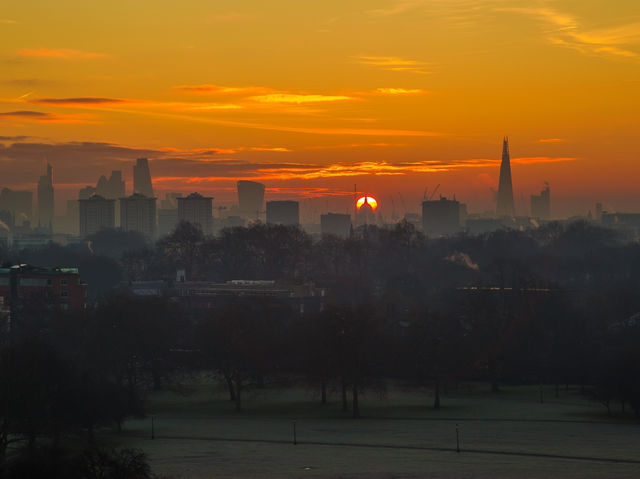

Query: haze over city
[[2, 0, 640, 218], [2, 2, 640, 479]]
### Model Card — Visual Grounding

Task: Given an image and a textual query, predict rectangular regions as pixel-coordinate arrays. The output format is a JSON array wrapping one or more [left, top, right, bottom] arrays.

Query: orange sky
[[1, 0, 639, 219]]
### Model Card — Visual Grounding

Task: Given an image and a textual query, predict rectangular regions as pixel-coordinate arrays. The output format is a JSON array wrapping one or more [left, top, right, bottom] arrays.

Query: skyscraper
[[37, 163, 54, 230], [321, 213, 351, 237], [531, 183, 551, 220], [79, 195, 115, 237], [120, 193, 157, 238], [496, 137, 515, 217], [177, 192, 213, 234], [237, 180, 265, 220], [422, 197, 461, 236], [266, 201, 299, 226], [133, 158, 154, 197]]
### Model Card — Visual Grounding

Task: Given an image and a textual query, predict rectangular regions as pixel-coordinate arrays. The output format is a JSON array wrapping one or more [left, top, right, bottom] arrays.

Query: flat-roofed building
[[266, 200, 299, 226], [120, 193, 157, 238], [79, 194, 115, 237], [177, 192, 213, 234]]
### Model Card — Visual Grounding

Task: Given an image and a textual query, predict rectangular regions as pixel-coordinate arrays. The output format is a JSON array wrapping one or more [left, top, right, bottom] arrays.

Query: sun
[[356, 195, 378, 211]]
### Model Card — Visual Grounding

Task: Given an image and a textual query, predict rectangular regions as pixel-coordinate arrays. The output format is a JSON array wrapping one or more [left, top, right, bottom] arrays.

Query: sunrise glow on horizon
[[1, 1, 639, 218]]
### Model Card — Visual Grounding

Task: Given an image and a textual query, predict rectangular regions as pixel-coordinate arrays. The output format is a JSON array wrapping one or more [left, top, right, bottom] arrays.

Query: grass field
[[117, 380, 640, 478]]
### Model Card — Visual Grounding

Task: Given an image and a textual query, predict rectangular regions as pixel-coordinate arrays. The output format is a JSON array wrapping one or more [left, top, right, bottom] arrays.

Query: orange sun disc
[[356, 195, 378, 211]]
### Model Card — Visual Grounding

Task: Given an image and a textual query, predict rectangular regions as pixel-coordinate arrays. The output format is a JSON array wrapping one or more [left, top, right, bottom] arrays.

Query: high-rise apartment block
[[237, 180, 265, 220], [266, 201, 299, 226], [78, 195, 116, 237], [177, 192, 213, 234], [422, 197, 461, 236], [531, 184, 551, 220], [120, 193, 157, 238], [321, 213, 351, 237]]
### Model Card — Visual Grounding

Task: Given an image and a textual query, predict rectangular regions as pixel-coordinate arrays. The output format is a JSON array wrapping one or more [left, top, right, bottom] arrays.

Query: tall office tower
[[177, 192, 213, 234], [120, 193, 157, 238], [0, 188, 33, 224], [98, 170, 126, 199], [422, 197, 461, 236], [496, 137, 515, 217], [78, 195, 115, 237], [321, 213, 351, 237], [266, 200, 299, 226], [133, 158, 154, 197], [530, 183, 551, 220], [37, 162, 54, 230], [237, 180, 265, 220]]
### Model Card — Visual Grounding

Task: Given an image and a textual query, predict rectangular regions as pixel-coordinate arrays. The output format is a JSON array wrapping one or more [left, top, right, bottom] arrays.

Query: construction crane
[[428, 184, 440, 201], [397, 192, 407, 216]]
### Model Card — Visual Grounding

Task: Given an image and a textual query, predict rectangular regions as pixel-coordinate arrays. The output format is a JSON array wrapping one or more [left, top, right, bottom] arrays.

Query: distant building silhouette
[[237, 180, 265, 220], [133, 158, 154, 197], [531, 183, 550, 220], [0, 188, 32, 225], [37, 163, 54, 230], [266, 201, 299, 226], [321, 213, 351, 237], [120, 193, 157, 238], [422, 197, 461, 236], [157, 193, 182, 237], [496, 137, 515, 217], [79, 194, 115, 237], [177, 192, 213, 234]]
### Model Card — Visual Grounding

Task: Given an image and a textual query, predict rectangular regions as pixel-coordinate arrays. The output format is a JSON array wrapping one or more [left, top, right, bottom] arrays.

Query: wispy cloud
[[249, 93, 353, 104], [538, 138, 565, 143], [353, 55, 433, 74], [173, 84, 260, 94], [0, 110, 90, 123], [30, 96, 242, 111], [375, 88, 426, 95], [17, 48, 107, 59], [498, 7, 640, 59], [0, 19, 19, 25], [368, 1, 428, 16]]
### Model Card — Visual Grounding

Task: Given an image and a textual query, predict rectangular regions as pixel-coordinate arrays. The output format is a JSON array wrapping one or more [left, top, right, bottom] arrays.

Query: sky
[[1, 0, 639, 220]]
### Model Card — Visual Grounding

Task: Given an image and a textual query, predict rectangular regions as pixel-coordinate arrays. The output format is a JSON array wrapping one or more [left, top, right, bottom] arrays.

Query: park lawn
[[115, 381, 640, 478]]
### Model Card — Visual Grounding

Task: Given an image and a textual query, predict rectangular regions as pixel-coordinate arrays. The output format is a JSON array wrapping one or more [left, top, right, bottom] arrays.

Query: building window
[[60, 290, 68, 298], [60, 303, 69, 310], [60, 279, 68, 286]]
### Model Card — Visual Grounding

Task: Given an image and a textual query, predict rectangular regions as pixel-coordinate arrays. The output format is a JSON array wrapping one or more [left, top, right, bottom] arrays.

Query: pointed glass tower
[[496, 137, 515, 217]]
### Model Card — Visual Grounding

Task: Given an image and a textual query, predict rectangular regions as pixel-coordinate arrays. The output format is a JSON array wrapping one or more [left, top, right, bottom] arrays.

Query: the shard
[[496, 137, 515, 217]]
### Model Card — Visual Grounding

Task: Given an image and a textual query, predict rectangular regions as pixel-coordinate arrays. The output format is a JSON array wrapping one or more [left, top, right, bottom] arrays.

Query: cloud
[[249, 93, 353, 104], [37, 97, 126, 105], [0, 135, 32, 141], [0, 19, 19, 25], [511, 156, 579, 165], [498, 7, 640, 60], [368, 1, 428, 16], [375, 88, 426, 95], [353, 55, 433, 74], [538, 138, 565, 143], [30, 96, 243, 111], [173, 84, 258, 94], [0, 110, 89, 123], [17, 48, 107, 59]]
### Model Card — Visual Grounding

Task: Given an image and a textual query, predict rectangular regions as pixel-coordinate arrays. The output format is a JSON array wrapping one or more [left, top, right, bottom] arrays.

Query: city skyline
[[1, 1, 639, 218]]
